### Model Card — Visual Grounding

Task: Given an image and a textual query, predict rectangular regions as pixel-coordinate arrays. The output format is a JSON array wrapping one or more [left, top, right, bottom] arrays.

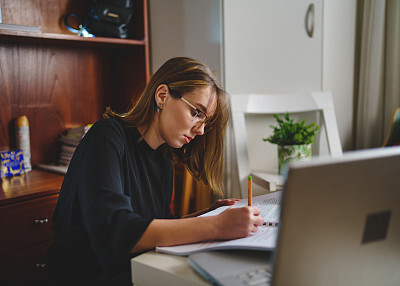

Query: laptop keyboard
[[235, 268, 272, 286]]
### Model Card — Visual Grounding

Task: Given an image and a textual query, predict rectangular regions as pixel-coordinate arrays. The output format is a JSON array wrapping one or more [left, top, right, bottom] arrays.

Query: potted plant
[[263, 112, 319, 175]]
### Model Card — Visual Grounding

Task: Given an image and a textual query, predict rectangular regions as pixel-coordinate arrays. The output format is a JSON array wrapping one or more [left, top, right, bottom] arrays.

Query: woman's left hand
[[209, 198, 239, 211], [182, 198, 240, 218]]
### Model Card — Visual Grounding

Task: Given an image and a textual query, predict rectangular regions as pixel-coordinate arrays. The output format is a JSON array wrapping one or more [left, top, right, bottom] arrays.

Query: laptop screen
[[189, 147, 400, 286], [272, 147, 400, 286]]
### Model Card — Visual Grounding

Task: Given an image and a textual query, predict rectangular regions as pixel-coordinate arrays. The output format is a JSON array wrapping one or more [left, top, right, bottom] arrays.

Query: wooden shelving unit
[[0, 0, 150, 284], [0, 28, 148, 46]]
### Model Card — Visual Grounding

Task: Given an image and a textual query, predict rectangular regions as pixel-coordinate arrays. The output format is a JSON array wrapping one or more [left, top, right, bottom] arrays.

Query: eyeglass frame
[[166, 85, 210, 129]]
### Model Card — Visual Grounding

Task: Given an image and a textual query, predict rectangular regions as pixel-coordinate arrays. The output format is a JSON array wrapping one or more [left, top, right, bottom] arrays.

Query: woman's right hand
[[132, 205, 264, 253], [214, 206, 264, 240]]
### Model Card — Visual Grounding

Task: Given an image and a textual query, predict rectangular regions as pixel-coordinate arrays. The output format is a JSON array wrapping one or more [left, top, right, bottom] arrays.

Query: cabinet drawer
[[0, 239, 53, 286], [0, 194, 58, 255]]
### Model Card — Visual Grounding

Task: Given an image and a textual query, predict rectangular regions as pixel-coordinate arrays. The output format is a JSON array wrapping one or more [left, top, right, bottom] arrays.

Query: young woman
[[46, 57, 263, 285]]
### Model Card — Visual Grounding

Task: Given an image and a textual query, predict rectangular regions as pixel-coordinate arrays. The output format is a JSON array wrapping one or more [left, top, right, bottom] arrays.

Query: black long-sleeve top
[[46, 118, 174, 284]]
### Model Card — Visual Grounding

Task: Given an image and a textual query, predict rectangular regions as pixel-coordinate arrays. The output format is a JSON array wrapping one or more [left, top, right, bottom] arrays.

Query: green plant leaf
[[262, 112, 320, 145]]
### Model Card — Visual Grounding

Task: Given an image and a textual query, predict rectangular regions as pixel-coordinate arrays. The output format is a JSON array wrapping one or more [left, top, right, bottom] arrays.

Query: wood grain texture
[[0, 170, 63, 204], [0, 0, 149, 165], [0, 194, 59, 254], [1, 43, 108, 163], [1, 0, 83, 34], [1, 0, 145, 39]]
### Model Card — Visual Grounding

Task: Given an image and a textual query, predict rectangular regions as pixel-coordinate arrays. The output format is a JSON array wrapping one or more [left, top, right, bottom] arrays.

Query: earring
[[157, 107, 160, 112], [160, 104, 163, 107]]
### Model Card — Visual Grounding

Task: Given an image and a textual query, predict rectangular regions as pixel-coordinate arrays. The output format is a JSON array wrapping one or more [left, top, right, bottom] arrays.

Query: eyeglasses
[[167, 87, 211, 131]]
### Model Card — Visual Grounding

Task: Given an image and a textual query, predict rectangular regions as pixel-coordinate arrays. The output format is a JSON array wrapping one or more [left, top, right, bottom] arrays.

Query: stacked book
[[59, 125, 92, 166], [37, 124, 92, 174]]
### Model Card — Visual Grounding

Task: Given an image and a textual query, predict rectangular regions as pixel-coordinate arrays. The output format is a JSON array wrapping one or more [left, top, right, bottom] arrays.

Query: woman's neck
[[137, 120, 164, 150]]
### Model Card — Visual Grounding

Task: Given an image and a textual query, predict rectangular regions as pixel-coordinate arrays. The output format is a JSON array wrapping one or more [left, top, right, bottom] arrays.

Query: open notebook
[[156, 191, 282, 255]]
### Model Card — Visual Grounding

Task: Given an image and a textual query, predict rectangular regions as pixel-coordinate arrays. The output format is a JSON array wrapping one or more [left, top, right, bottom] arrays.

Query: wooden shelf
[[0, 29, 147, 47], [0, 169, 64, 206], [0, 0, 150, 166]]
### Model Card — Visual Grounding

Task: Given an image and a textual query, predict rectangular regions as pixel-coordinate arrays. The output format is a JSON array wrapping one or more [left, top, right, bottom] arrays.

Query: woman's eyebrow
[[195, 103, 209, 116]]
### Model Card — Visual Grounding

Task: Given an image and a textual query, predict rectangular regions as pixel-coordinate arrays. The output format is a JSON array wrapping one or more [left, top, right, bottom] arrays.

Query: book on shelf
[[59, 145, 76, 165], [37, 164, 69, 175], [59, 125, 92, 146], [156, 191, 282, 256], [36, 124, 92, 174], [59, 135, 81, 147], [58, 124, 92, 166], [58, 157, 72, 166], [0, 23, 41, 33]]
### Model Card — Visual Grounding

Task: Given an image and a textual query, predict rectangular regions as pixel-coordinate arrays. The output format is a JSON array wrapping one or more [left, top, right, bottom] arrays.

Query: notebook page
[[200, 191, 282, 223]]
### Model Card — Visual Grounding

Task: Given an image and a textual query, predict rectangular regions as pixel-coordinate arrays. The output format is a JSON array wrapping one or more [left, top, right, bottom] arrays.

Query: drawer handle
[[35, 218, 49, 224]]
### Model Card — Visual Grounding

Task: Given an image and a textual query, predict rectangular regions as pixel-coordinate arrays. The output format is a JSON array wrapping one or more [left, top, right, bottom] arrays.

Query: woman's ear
[[155, 84, 169, 108]]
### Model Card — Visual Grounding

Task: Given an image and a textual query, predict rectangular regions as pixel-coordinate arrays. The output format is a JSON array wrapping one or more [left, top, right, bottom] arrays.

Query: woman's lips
[[184, 136, 193, 144]]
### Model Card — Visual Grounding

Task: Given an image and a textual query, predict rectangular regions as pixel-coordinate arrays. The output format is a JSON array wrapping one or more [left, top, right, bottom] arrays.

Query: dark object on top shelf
[[85, 0, 134, 39], [65, 0, 134, 39]]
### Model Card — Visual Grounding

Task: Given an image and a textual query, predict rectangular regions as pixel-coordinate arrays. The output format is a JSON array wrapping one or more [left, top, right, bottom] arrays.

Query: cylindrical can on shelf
[[15, 115, 32, 172]]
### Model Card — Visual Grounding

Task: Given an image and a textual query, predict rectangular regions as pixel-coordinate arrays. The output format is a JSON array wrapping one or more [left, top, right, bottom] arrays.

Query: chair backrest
[[230, 92, 343, 198], [382, 107, 400, 147]]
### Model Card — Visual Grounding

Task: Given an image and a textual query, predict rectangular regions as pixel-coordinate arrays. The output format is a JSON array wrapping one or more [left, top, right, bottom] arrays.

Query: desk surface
[[131, 250, 210, 285]]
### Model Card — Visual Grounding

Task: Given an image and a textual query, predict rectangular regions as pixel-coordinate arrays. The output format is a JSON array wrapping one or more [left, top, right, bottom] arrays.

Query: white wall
[[323, 0, 357, 150], [148, 0, 222, 82], [149, 0, 358, 151]]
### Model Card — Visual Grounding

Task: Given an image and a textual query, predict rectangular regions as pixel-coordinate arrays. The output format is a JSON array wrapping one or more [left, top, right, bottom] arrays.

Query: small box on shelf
[[0, 149, 25, 178]]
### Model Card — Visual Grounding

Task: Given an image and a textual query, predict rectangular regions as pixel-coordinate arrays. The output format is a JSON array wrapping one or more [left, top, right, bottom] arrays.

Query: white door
[[223, 0, 323, 94]]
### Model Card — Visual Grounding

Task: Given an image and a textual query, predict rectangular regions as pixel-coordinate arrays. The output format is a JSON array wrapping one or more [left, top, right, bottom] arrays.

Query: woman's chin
[[167, 140, 185, 149]]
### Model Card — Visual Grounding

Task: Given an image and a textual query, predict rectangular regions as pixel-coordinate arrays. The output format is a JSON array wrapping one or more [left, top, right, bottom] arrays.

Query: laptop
[[189, 147, 400, 286]]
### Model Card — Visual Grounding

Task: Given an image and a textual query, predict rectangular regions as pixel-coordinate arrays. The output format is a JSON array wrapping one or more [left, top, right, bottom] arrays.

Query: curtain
[[355, 0, 400, 149]]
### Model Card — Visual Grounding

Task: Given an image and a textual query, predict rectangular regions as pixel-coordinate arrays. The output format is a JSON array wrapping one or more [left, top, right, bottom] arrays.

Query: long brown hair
[[104, 57, 230, 195]]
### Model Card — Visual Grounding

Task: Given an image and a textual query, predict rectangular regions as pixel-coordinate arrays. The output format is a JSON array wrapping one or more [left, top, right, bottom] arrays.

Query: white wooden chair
[[229, 92, 343, 198]]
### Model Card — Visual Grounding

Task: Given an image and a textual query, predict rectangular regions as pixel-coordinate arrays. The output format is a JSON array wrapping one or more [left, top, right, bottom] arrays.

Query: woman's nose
[[193, 122, 205, 135]]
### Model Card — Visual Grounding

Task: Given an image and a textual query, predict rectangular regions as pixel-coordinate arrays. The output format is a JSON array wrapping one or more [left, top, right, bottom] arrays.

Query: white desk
[[131, 250, 210, 285]]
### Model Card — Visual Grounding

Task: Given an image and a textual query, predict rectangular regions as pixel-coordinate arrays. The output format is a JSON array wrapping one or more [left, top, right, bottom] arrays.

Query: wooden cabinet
[[0, 170, 64, 285], [0, 0, 150, 164], [0, 0, 150, 284]]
